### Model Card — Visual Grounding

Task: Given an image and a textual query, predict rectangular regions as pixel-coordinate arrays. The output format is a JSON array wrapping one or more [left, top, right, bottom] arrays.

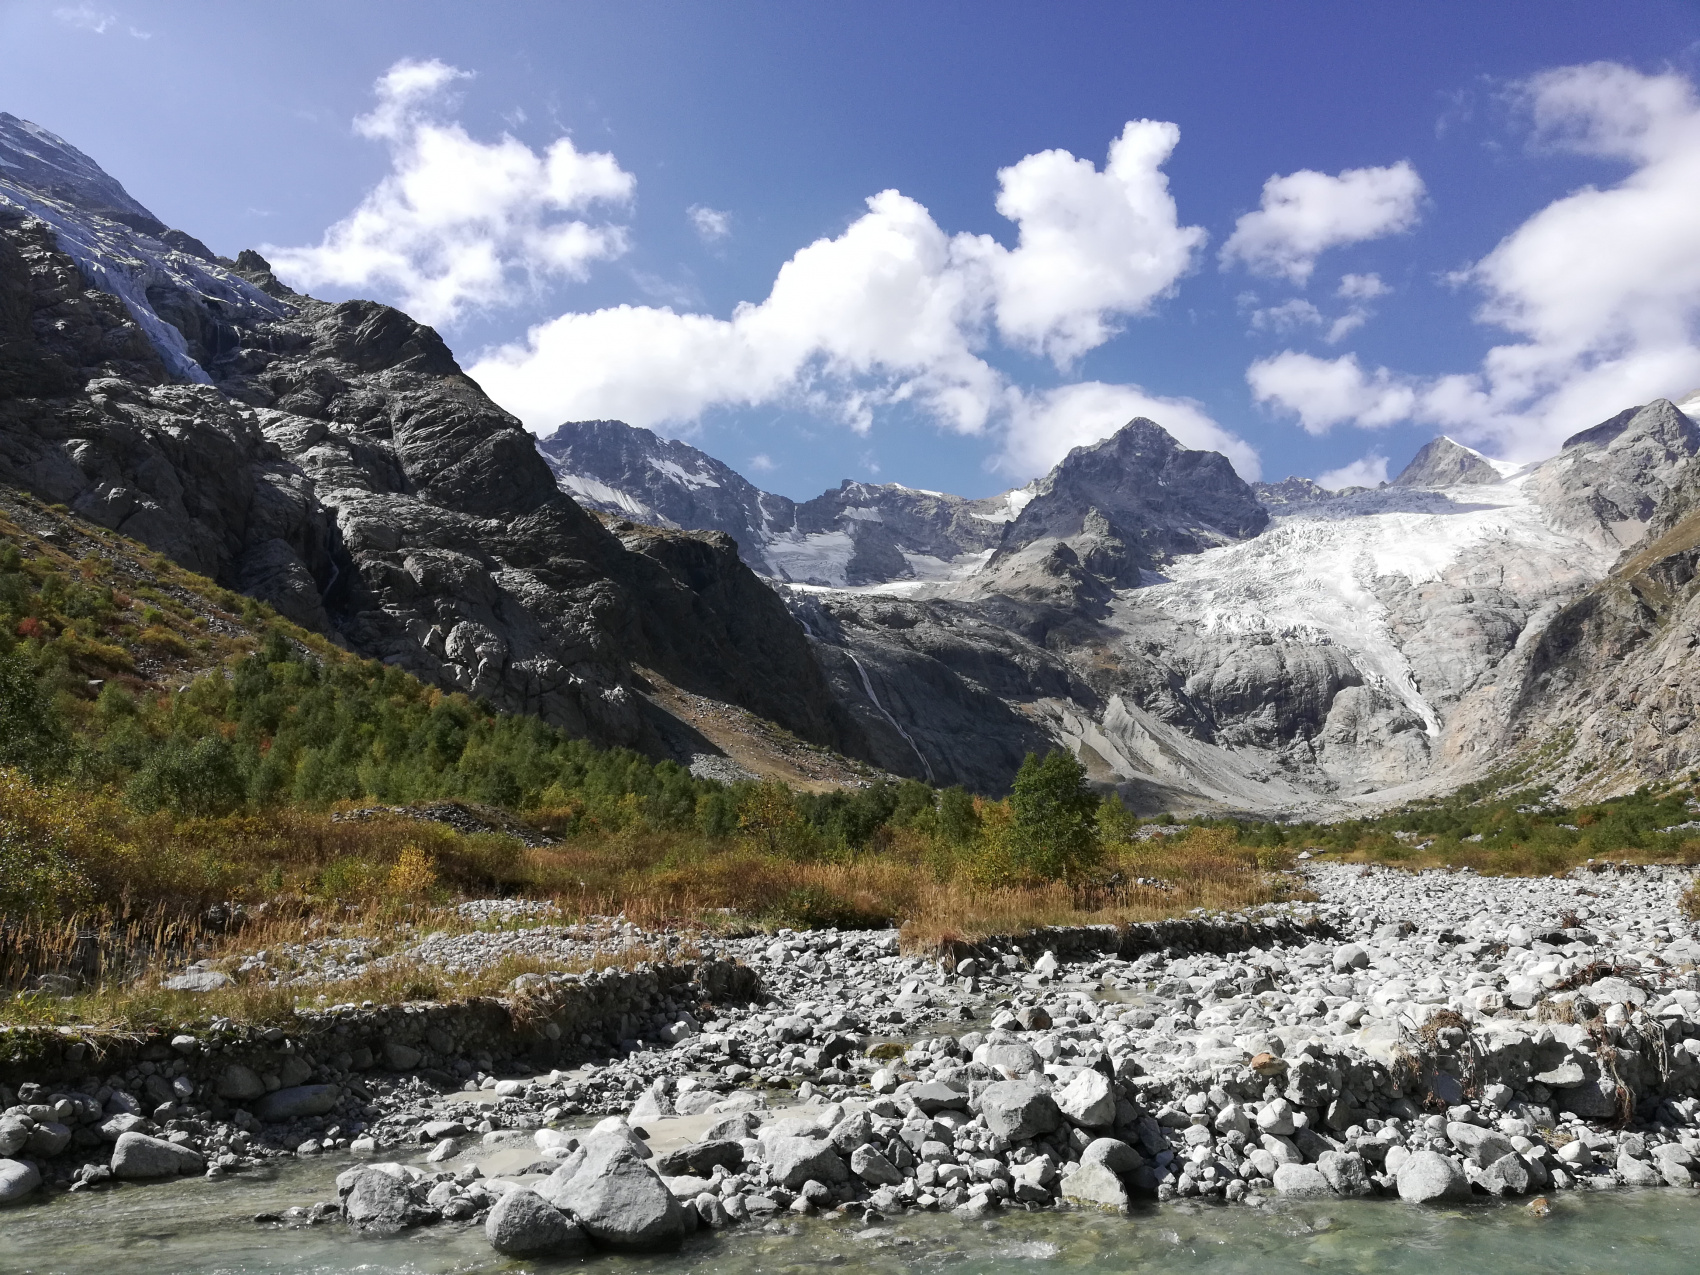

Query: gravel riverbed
[[4, 860, 1700, 1262]]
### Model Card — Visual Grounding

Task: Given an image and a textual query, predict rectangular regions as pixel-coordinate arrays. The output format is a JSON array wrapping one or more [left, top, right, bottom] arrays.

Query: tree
[[1008, 750, 1101, 882]]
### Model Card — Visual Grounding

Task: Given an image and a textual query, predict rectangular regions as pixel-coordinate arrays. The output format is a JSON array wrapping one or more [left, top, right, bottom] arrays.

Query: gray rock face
[[1618, 1150, 1662, 1187], [110, 1131, 204, 1179], [0, 1157, 42, 1204], [1446, 1121, 1515, 1168], [484, 1185, 590, 1257], [383, 1042, 422, 1071], [254, 1084, 339, 1122], [552, 1136, 686, 1249], [978, 1080, 1063, 1141], [1479, 1152, 1533, 1196], [1396, 1149, 1470, 1202], [343, 1167, 415, 1235], [763, 1135, 848, 1189], [98, 1113, 151, 1142], [0, 1115, 28, 1157]]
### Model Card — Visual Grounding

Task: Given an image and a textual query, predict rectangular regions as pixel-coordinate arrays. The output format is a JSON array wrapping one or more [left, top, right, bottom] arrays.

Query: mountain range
[[5, 109, 1700, 816]]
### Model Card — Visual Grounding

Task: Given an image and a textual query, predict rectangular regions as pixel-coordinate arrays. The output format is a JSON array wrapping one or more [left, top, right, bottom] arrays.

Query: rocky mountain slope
[[545, 396, 1700, 811], [0, 113, 872, 773], [11, 109, 1700, 814], [540, 419, 1020, 587]]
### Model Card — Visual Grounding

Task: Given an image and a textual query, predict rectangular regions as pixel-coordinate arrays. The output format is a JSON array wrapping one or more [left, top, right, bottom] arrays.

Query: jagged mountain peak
[[1389, 435, 1507, 488], [994, 416, 1268, 576]]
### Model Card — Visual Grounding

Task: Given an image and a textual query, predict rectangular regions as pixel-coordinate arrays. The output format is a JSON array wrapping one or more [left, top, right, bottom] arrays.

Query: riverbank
[[3, 861, 1699, 1261]]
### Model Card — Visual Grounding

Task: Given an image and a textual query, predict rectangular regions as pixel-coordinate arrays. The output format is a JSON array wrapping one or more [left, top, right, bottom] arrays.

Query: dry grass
[[4, 936, 691, 1034]]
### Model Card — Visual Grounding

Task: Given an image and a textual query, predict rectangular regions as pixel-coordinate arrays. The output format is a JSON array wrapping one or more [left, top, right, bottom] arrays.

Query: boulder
[[1317, 1150, 1372, 1196], [485, 1186, 590, 1257], [978, 1080, 1062, 1141], [1559, 1078, 1624, 1122], [1617, 1150, 1662, 1187], [1332, 944, 1369, 972], [1396, 1150, 1470, 1203], [384, 1042, 423, 1070], [552, 1136, 686, 1249], [98, 1113, 151, 1142], [162, 970, 230, 991], [764, 1135, 848, 1189], [215, 1064, 266, 1101], [25, 1121, 70, 1158], [344, 1167, 415, 1235], [629, 1082, 672, 1123], [1273, 1163, 1333, 1198], [1062, 1162, 1129, 1211], [1055, 1070, 1116, 1129], [0, 1116, 31, 1157], [695, 1192, 730, 1228], [850, 1143, 904, 1186], [910, 1081, 969, 1113], [827, 1111, 877, 1153], [1479, 1152, 1532, 1196], [111, 1132, 205, 1180], [1447, 1121, 1514, 1168], [1255, 1098, 1297, 1135], [655, 1139, 743, 1177], [0, 1158, 42, 1204], [1080, 1137, 1144, 1176], [254, 1084, 340, 1123], [979, 1040, 1044, 1078]]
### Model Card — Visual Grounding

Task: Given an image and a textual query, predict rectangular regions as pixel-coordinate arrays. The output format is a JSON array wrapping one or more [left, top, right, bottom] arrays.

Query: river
[[5, 1159, 1699, 1275]]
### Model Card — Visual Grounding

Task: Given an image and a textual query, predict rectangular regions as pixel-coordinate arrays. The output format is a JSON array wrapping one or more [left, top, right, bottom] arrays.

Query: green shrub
[[0, 650, 71, 779], [1006, 750, 1102, 883]]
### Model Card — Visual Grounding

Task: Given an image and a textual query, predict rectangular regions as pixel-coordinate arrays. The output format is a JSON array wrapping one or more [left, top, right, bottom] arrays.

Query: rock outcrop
[[0, 114, 869, 766]]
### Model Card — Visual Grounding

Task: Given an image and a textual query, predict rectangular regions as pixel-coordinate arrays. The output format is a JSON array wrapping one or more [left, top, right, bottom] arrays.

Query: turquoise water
[[4, 1162, 1699, 1274]]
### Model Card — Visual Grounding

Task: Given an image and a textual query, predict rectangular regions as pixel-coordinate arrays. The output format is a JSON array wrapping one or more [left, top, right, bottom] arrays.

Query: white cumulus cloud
[[1247, 63, 1700, 461], [1315, 452, 1389, 490], [1220, 161, 1425, 284], [1246, 351, 1416, 435], [688, 205, 731, 242], [981, 120, 1206, 365], [1337, 272, 1389, 301], [999, 381, 1261, 481], [1248, 298, 1323, 335], [470, 122, 1213, 446], [266, 59, 634, 327]]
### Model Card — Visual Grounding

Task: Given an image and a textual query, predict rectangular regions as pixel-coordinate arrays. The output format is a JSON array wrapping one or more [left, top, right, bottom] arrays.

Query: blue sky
[[5, 2, 1700, 499]]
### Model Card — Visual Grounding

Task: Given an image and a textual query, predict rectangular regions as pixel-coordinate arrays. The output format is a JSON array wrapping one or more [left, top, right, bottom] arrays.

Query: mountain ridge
[[9, 109, 1700, 812]]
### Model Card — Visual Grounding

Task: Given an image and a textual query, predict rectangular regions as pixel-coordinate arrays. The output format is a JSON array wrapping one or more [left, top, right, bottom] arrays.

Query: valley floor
[[5, 858, 1700, 1257]]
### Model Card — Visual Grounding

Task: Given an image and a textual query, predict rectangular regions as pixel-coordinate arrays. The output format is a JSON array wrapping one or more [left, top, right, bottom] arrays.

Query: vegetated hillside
[[0, 494, 1290, 963], [1217, 762, 1700, 882]]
